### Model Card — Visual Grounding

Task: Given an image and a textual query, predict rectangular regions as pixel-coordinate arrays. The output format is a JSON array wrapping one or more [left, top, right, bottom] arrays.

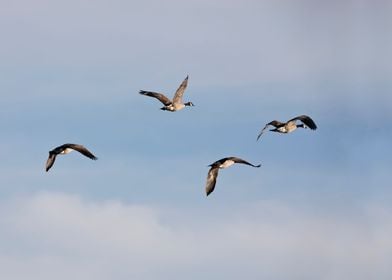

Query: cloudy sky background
[[0, 0, 391, 279]]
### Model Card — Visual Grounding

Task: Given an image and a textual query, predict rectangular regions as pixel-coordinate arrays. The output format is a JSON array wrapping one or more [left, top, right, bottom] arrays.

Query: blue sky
[[0, 0, 391, 279]]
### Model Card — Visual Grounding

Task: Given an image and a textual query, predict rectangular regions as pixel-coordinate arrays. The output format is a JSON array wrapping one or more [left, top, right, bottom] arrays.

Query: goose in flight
[[205, 157, 261, 196], [139, 75, 194, 111], [257, 115, 317, 140], [46, 143, 98, 172]]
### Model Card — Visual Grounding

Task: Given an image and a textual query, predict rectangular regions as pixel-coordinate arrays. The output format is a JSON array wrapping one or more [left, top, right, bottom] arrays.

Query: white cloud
[[0, 192, 391, 280]]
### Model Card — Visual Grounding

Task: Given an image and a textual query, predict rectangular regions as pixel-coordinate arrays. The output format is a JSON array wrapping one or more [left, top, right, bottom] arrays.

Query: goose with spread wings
[[139, 75, 194, 111], [257, 115, 317, 140], [46, 143, 98, 172], [205, 157, 261, 196]]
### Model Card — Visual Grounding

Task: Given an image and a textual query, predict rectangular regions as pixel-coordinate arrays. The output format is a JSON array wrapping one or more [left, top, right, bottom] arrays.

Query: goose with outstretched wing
[[46, 143, 98, 172], [257, 115, 317, 140], [205, 157, 261, 196], [139, 75, 194, 112]]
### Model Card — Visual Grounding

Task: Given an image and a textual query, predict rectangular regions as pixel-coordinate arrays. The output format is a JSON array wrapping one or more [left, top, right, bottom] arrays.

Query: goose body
[[46, 143, 98, 172], [257, 115, 317, 140], [205, 157, 261, 196], [139, 75, 194, 112]]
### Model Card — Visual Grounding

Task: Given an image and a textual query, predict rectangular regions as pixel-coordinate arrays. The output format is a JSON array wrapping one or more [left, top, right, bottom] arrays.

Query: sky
[[0, 0, 391, 279]]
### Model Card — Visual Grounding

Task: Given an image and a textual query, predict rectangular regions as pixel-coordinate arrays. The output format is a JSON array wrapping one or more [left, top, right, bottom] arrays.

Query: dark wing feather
[[268, 120, 285, 127], [257, 120, 284, 140], [172, 76, 189, 104], [66, 144, 98, 160], [289, 115, 317, 130], [139, 91, 172, 106], [208, 157, 230, 168], [205, 167, 219, 196], [230, 157, 261, 168], [46, 153, 57, 172], [50, 144, 67, 155]]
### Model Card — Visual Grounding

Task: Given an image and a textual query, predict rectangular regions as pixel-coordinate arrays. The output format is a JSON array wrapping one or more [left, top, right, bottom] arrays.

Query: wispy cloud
[[0, 192, 391, 280]]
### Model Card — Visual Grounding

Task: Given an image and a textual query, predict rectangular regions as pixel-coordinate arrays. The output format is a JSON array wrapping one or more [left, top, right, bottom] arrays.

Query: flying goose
[[139, 75, 194, 111], [46, 143, 98, 172], [257, 115, 317, 140], [205, 157, 261, 196]]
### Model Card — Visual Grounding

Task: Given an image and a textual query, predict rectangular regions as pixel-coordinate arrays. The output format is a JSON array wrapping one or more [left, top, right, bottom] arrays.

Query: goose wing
[[65, 144, 98, 160], [45, 153, 57, 172], [172, 76, 189, 104], [205, 167, 219, 196], [208, 157, 230, 168], [139, 90, 172, 106], [289, 115, 317, 130], [230, 157, 261, 168], [256, 120, 284, 140]]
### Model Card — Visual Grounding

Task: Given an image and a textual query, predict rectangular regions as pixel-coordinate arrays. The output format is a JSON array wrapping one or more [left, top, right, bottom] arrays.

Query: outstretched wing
[[172, 76, 189, 104], [66, 144, 98, 160], [289, 115, 317, 130], [230, 157, 261, 168], [45, 153, 57, 172], [139, 91, 172, 106], [256, 120, 284, 140], [205, 167, 219, 196]]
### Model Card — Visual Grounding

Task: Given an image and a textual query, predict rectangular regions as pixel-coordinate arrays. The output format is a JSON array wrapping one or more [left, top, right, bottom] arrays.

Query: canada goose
[[139, 75, 194, 111], [257, 115, 317, 140], [205, 157, 261, 196], [46, 143, 98, 172]]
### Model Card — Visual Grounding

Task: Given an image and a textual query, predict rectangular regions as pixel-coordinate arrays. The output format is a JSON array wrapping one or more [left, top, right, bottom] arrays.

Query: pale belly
[[220, 160, 235, 169], [172, 103, 185, 111], [277, 127, 288, 133], [277, 123, 297, 133], [285, 125, 297, 133], [60, 148, 74, 155]]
